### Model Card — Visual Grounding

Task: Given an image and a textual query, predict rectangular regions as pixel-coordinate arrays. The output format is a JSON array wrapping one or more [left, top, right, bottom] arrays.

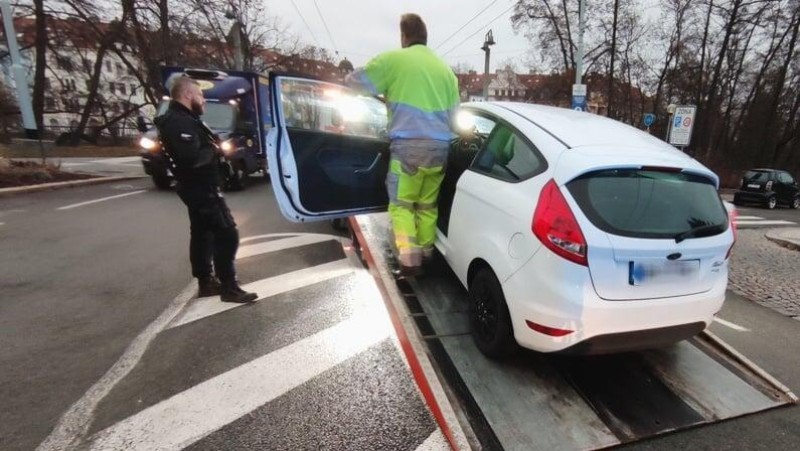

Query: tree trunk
[[766, 10, 800, 165], [699, 0, 742, 161], [159, 0, 172, 65], [696, 0, 713, 106], [608, 0, 619, 119], [32, 0, 47, 130]]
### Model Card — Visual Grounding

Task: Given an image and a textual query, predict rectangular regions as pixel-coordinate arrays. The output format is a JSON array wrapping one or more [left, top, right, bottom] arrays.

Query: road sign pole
[[1, 1, 38, 136]]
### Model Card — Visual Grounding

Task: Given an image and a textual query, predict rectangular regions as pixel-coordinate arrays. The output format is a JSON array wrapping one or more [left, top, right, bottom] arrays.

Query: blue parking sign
[[674, 115, 682, 127], [643, 113, 655, 127]]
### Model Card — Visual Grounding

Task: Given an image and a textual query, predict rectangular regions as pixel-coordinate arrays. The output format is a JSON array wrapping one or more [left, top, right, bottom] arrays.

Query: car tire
[[767, 196, 777, 209], [469, 267, 517, 359], [151, 173, 171, 190], [792, 197, 800, 210], [223, 161, 247, 191]]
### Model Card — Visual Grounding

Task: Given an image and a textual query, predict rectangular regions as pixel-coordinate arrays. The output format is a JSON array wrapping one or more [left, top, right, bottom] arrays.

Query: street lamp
[[481, 30, 495, 100], [225, 7, 244, 71], [666, 103, 677, 142]]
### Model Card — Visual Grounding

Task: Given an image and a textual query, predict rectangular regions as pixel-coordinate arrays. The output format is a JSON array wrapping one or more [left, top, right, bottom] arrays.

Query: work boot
[[197, 276, 222, 298], [220, 281, 258, 303]]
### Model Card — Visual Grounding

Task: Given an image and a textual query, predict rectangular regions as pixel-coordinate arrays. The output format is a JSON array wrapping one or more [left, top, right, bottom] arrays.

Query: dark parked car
[[733, 169, 800, 209]]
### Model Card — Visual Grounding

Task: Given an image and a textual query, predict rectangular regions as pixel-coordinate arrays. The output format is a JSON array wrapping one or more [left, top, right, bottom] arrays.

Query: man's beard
[[191, 100, 204, 115]]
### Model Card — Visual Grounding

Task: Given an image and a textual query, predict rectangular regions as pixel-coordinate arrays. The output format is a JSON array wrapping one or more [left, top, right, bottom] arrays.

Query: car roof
[[475, 102, 678, 151], [747, 168, 776, 172]]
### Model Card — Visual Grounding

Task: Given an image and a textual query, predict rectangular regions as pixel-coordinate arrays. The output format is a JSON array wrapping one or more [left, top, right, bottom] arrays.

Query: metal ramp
[[351, 213, 797, 450]]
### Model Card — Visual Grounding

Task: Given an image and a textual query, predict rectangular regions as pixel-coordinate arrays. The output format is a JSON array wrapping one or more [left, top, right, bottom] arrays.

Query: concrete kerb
[[765, 228, 800, 251], [0, 175, 146, 198]]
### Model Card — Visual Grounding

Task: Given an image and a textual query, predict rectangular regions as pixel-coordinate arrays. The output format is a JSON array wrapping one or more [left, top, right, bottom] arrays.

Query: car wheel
[[792, 197, 800, 210], [767, 196, 777, 209], [151, 173, 171, 190], [469, 267, 516, 359], [224, 161, 246, 191]]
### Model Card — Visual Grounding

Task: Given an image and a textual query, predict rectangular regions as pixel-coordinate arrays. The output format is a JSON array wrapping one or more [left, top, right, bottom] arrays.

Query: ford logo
[[667, 252, 682, 260]]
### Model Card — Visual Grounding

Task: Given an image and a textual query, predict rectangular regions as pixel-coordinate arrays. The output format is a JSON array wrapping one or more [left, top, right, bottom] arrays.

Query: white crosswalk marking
[[237, 234, 340, 259], [87, 308, 391, 451], [168, 259, 356, 329]]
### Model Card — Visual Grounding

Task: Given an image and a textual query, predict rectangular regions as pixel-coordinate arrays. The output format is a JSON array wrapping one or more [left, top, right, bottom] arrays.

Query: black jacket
[[154, 101, 220, 187]]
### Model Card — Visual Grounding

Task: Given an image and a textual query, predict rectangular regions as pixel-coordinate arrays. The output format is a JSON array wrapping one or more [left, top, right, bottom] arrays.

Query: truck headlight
[[220, 139, 235, 154], [139, 136, 158, 151]]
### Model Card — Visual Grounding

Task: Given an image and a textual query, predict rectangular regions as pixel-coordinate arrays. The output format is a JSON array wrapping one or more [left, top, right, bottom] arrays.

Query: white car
[[266, 75, 736, 357]]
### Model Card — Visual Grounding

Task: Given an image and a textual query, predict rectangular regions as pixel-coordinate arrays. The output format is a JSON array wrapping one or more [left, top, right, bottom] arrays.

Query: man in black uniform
[[155, 76, 257, 303]]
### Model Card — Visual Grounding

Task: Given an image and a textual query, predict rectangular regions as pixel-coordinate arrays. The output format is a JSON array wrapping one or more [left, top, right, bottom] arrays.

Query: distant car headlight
[[139, 136, 158, 151], [220, 139, 235, 154]]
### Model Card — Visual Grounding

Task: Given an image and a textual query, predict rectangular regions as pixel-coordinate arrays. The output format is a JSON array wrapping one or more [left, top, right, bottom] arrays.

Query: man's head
[[400, 13, 427, 48], [171, 76, 205, 115]]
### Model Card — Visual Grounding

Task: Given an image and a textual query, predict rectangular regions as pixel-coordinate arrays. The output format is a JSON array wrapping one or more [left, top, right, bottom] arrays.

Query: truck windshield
[[154, 100, 236, 131]]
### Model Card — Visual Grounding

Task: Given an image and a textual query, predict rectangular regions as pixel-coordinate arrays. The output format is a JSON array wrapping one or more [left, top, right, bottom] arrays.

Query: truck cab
[[139, 68, 272, 190]]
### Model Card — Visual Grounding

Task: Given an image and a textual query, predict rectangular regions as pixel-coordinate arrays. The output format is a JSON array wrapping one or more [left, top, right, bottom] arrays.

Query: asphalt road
[[1, 162, 798, 450], [0, 176, 444, 451]]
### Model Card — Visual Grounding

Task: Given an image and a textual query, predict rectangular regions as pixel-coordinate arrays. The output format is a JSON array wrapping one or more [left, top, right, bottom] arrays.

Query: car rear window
[[744, 170, 770, 181], [567, 169, 728, 239]]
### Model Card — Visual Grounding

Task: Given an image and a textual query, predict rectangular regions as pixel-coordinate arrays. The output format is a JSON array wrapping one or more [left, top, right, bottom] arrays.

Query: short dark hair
[[400, 14, 427, 46], [170, 76, 198, 100]]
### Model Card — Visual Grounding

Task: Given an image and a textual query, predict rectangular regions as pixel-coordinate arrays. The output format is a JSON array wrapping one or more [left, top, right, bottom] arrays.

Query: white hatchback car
[[266, 75, 736, 357]]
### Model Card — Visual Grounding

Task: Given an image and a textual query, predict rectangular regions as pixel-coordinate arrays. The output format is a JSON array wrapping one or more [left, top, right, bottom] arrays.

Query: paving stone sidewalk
[[728, 228, 800, 320]]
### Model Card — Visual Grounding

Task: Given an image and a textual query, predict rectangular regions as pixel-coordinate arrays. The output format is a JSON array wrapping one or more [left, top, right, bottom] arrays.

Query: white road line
[[414, 429, 449, 451], [87, 309, 391, 451], [36, 281, 198, 451], [89, 157, 141, 164], [168, 259, 357, 329], [713, 317, 750, 332], [56, 190, 146, 211], [735, 220, 796, 226], [237, 233, 339, 259], [734, 216, 763, 220]]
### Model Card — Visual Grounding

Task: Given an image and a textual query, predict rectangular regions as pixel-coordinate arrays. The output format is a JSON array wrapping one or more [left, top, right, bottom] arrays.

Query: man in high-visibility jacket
[[347, 13, 460, 275]]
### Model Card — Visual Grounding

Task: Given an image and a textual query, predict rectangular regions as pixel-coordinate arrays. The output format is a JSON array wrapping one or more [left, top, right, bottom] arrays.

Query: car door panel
[[267, 74, 390, 221]]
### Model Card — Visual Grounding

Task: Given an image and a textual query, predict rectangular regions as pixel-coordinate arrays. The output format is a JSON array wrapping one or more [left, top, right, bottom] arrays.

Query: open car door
[[267, 74, 390, 222]]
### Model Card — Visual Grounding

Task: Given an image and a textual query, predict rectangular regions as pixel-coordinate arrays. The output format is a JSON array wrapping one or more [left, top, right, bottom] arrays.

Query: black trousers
[[176, 183, 239, 282]]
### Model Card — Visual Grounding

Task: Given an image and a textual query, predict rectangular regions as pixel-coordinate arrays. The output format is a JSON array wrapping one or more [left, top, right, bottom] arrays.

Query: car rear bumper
[[734, 190, 771, 203], [502, 248, 727, 354]]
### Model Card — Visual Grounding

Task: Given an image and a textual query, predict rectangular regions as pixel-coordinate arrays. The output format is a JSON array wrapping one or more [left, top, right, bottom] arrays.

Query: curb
[[0, 175, 146, 198], [764, 230, 800, 252]]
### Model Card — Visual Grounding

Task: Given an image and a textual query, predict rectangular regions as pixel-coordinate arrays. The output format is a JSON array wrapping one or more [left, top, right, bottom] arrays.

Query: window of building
[[45, 97, 56, 109], [105, 61, 113, 72], [44, 77, 51, 90], [109, 83, 115, 94], [55, 55, 74, 71], [115, 63, 123, 73], [118, 83, 127, 95], [82, 58, 92, 73]]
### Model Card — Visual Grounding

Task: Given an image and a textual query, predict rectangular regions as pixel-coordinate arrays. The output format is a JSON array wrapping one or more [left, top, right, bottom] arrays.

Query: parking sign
[[669, 106, 696, 146]]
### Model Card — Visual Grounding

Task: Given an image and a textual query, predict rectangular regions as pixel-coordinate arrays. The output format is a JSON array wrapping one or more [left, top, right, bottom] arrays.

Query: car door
[[777, 172, 797, 202], [267, 74, 390, 222]]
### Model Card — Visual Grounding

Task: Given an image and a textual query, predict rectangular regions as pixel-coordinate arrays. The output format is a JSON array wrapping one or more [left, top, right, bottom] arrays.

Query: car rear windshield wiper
[[674, 224, 725, 243]]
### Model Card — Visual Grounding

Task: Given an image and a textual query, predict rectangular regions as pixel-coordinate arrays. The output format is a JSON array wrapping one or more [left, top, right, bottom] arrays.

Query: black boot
[[197, 276, 222, 298], [220, 280, 258, 303]]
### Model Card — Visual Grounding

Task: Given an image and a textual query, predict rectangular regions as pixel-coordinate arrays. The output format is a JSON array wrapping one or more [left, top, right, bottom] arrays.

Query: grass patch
[[0, 158, 96, 188]]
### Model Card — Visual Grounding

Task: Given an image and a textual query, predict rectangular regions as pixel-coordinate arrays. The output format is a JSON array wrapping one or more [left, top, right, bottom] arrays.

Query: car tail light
[[726, 209, 737, 259], [526, 320, 574, 337], [766, 181, 773, 191], [532, 179, 588, 266]]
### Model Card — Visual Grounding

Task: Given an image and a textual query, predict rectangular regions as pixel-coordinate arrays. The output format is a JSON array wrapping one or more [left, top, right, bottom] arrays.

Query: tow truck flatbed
[[349, 213, 797, 450]]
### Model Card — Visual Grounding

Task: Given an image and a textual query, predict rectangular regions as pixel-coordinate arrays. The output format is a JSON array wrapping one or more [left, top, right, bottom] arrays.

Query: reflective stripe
[[387, 102, 455, 141], [416, 201, 437, 211], [391, 199, 415, 209]]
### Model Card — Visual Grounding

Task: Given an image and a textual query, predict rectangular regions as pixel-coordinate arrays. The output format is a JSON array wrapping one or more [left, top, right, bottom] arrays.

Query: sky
[[267, 0, 532, 73]]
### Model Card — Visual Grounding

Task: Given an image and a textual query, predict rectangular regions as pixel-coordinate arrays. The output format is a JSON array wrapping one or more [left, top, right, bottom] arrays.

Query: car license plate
[[629, 260, 700, 286], [747, 184, 760, 189]]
